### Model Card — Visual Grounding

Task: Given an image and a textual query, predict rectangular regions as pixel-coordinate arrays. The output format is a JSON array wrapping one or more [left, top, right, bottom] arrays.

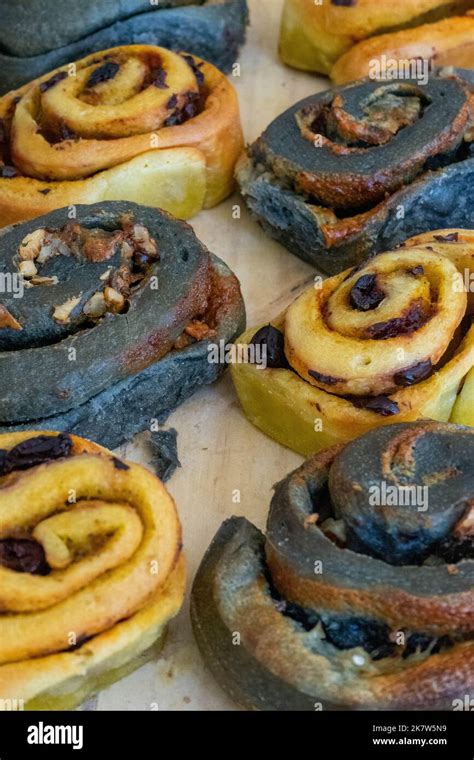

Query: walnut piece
[[0, 305, 21, 330], [104, 286, 125, 312], [30, 275, 59, 286], [18, 229, 47, 260], [132, 224, 158, 257], [18, 260, 38, 278], [83, 292, 106, 318], [53, 295, 82, 324]]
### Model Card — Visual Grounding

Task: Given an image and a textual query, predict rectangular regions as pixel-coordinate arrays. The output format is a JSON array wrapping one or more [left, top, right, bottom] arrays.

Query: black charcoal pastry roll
[[0, 0, 249, 93], [237, 71, 474, 274], [0, 201, 245, 448], [191, 421, 474, 711]]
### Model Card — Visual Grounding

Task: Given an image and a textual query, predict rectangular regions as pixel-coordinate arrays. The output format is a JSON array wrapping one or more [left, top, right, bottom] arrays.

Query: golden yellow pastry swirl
[[0, 431, 185, 709], [286, 246, 467, 398], [0, 45, 243, 225], [231, 231, 474, 456]]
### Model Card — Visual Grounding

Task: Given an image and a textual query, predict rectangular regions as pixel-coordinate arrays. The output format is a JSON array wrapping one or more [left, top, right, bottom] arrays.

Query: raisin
[[309, 369, 343, 386], [349, 274, 385, 312], [408, 266, 424, 276], [434, 232, 459, 243], [431, 635, 453, 654], [1, 433, 73, 475], [366, 301, 426, 339], [0, 165, 18, 178], [86, 62, 120, 89], [68, 634, 93, 651], [167, 94, 178, 110], [435, 535, 474, 563], [250, 325, 289, 369], [281, 601, 319, 631], [403, 632, 433, 659], [331, 0, 357, 6], [112, 457, 130, 471], [133, 251, 150, 269], [39, 71, 68, 93], [322, 615, 392, 655], [58, 123, 77, 141], [164, 92, 201, 127], [151, 68, 168, 89], [394, 360, 432, 387], [351, 396, 400, 416], [181, 54, 205, 88], [0, 539, 50, 575]]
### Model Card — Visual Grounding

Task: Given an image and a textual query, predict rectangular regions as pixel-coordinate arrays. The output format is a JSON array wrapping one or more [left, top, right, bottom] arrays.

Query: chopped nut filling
[[0, 305, 21, 331]]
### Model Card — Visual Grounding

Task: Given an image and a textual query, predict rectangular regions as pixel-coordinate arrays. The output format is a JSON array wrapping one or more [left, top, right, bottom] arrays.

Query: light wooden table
[[90, 0, 328, 711]]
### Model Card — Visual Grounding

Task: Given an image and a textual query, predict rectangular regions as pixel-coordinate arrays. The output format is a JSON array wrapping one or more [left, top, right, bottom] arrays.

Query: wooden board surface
[[91, 0, 328, 711]]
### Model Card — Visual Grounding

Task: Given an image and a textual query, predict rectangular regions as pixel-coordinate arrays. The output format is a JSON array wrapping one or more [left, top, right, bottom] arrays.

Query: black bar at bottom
[[0, 710, 472, 757]]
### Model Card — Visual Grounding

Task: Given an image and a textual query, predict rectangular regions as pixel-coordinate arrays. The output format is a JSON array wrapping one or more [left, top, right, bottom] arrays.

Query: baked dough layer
[[0, 431, 185, 710], [0, 45, 244, 225], [231, 231, 474, 456]]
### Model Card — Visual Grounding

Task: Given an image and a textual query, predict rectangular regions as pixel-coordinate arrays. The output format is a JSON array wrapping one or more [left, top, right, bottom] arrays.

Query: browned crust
[[331, 14, 474, 85], [295, 99, 469, 210], [120, 252, 212, 373], [231, 577, 474, 709], [267, 546, 474, 635]]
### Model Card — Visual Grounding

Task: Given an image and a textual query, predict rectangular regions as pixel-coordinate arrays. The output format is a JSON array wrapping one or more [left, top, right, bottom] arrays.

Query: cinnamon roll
[[236, 70, 474, 273], [191, 421, 474, 711], [279, 0, 474, 77], [231, 232, 474, 456], [0, 201, 245, 448], [0, 1, 249, 94], [0, 44, 244, 226], [0, 430, 185, 710]]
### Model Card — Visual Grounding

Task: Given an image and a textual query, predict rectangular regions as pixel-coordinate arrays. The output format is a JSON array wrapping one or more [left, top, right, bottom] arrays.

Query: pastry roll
[[332, 14, 474, 84], [279, 0, 474, 76], [231, 232, 474, 456], [0, 0, 249, 93], [191, 421, 474, 710], [0, 45, 244, 226], [0, 430, 185, 710], [237, 70, 474, 273], [0, 201, 245, 448]]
